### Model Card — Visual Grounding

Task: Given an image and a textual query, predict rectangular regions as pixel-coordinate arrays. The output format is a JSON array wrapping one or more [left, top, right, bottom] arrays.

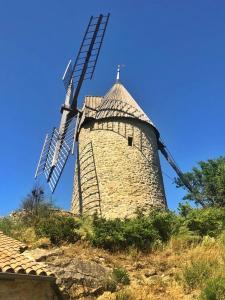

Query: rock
[[97, 291, 114, 300], [144, 268, 157, 277], [33, 237, 51, 249], [48, 256, 110, 299], [133, 262, 145, 270], [99, 257, 105, 263], [165, 267, 177, 277], [92, 257, 105, 264], [24, 248, 63, 262]]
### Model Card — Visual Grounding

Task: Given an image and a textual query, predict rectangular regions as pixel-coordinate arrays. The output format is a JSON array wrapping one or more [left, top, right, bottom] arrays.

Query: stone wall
[[71, 117, 167, 219], [0, 277, 59, 300]]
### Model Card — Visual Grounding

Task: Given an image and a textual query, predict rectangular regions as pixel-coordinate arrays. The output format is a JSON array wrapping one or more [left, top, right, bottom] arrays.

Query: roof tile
[[0, 231, 54, 277]]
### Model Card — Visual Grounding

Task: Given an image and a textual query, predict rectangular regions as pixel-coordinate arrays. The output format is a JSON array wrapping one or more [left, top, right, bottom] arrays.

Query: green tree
[[178, 202, 192, 218], [175, 156, 225, 207]]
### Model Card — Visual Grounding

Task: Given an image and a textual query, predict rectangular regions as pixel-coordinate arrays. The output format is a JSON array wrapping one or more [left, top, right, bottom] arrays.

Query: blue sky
[[0, 0, 225, 215]]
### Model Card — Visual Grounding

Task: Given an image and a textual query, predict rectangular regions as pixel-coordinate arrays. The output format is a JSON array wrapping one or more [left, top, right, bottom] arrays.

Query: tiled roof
[[0, 231, 26, 252], [81, 81, 159, 134], [103, 82, 151, 123], [0, 231, 54, 277]]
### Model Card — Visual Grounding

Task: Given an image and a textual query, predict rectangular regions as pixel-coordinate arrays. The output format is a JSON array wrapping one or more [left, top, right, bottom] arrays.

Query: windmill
[[35, 14, 110, 193], [35, 14, 194, 218]]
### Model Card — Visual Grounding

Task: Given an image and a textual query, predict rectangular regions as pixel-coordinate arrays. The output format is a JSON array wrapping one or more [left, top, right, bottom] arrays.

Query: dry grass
[[35, 237, 225, 299], [98, 240, 225, 300]]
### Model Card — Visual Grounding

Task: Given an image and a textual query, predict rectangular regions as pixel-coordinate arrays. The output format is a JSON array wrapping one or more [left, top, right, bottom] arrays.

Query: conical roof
[[80, 80, 159, 137], [95, 81, 157, 129]]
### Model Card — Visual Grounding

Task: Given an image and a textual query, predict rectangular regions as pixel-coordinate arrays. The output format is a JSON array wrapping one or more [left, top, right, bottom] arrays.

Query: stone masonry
[[71, 81, 167, 218]]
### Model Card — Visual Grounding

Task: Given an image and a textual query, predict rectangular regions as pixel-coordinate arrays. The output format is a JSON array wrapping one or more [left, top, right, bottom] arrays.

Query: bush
[[112, 267, 130, 285], [170, 224, 202, 251], [199, 277, 225, 300], [170, 234, 201, 252], [218, 231, 225, 245], [182, 259, 213, 291], [102, 267, 130, 293], [18, 227, 37, 245], [184, 207, 225, 237], [91, 218, 126, 251], [149, 209, 180, 241], [115, 290, 134, 300], [35, 215, 80, 245], [91, 210, 178, 252], [91, 217, 159, 252], [0, 216, 27, 242], [103, 277, 117, 292], [74, 216, 94, 240], [0, 217, 16, 236]]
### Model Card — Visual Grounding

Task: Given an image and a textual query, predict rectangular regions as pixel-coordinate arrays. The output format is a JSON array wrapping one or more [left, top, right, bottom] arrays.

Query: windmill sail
[[58, 13, 110, 140], [158, 140, 193, 193], [35, 13, 110, 193], [70, 13, 110, 110]]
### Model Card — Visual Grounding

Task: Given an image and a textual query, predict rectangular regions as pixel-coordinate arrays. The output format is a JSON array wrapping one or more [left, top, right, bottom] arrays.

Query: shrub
[[91, 217, 159, 252], [170, 225, 202, 251], [103, 277, 117, 292], [149, 209, 180, 241], [0, 216, 27, 242], [122, 217, 160, 252], [74, 216, 94, 240], [102, 267, 130, 293], [91, 218, 126, 251], [35, 215, 80, 245], [112, 267, 130, 285], [170, 234, 201, 252], [19, 186, 56, 230], [0, 217, 15, 236], [18, 227, 37, 245], [115, 290, 134, 300], [184, 207, 225, 237], [182, 259, 213, 291], [199, 277, 225, 300], [217, 231, 225, 245], [91, 210, 178, 252]]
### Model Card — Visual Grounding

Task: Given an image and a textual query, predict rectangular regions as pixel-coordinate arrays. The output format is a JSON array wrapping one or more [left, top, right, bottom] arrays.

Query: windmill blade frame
[[35, 13, 110, 193], [63, 13, 110, 111], [158, 139, 193, 193]]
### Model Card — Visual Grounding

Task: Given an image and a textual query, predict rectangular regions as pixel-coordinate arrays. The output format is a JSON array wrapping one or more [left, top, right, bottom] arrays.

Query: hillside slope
[[25, 239, 223, 300]]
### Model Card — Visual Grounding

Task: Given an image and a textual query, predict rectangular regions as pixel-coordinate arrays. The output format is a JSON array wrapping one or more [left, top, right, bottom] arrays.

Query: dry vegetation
[[2, 206, 225, 299], [2, 182, 225, 299], [96, 241, 225, 299], [44, 236, 225, 300]]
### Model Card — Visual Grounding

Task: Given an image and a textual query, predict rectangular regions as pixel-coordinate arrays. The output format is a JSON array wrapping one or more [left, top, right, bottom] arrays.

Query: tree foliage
[[175, 156, 225, 207], [183, 207, 225, 237]]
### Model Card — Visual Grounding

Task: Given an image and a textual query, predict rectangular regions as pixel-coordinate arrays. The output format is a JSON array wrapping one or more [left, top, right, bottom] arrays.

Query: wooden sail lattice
[[35, 117, 76, 192], [64, 14, 110, 109], [35, 13, 110, 193]]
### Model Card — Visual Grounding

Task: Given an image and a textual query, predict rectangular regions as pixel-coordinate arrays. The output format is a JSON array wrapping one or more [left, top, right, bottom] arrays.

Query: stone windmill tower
[[71, 67, 167, 218], [35, 14, 193, 219]]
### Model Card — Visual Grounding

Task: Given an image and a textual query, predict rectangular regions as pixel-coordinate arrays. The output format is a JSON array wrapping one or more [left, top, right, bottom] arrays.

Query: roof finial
[[116, 64, 125, 83], [116, 65, 120, 82]]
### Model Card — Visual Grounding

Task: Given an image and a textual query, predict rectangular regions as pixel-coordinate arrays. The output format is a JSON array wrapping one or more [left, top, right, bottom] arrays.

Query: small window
[[128, 136, 133, 146]]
